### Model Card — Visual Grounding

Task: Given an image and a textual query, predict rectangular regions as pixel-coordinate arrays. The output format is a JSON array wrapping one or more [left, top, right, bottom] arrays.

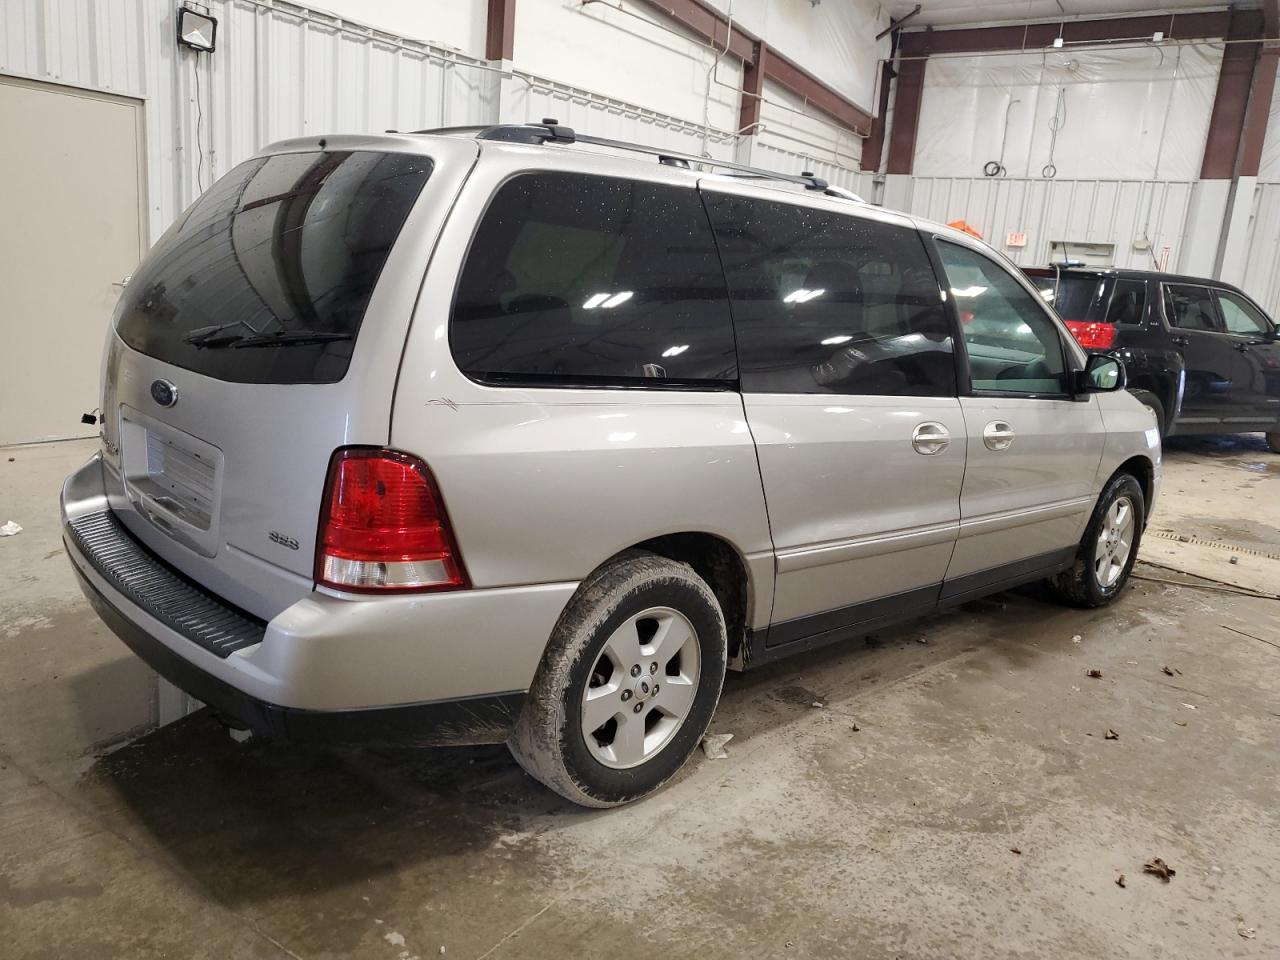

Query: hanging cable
[[984, 97, 1020, 176], [1042, 86, 1065, 179], [191, 53, 207, 193]]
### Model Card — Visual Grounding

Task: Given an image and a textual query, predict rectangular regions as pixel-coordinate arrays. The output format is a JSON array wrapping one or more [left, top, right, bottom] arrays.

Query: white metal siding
[[903, 176, 1195, 272], [1240, 182, 1280, 318]]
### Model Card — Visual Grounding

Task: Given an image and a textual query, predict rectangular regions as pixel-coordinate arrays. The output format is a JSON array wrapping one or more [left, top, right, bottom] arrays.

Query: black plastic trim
[[939, 547, 1075, 605], [741, 547, 1078, 669], [67, 511, 265, 659]]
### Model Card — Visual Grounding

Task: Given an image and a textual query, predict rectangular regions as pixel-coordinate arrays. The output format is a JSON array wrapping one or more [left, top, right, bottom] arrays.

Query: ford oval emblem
[[150, 379, 178, 408]]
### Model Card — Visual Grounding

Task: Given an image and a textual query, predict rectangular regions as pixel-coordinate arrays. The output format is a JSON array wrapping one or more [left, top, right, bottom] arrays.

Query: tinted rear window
[[450, 172, 737, 388], [115, 151, 432, 384], [703, 193, 954, 396], [1028, 272, 1110, 322]]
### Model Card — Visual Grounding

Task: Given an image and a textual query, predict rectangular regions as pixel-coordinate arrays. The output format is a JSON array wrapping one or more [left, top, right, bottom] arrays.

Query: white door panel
[[0, 77, 144, 445], [746, 393, 965, 625], [948, 396, 1106, 580]]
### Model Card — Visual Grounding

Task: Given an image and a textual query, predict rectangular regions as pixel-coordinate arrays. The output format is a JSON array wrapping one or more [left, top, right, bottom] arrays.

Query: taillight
[[316, 448, 468, 594], [1064, 320, 1117, 350]]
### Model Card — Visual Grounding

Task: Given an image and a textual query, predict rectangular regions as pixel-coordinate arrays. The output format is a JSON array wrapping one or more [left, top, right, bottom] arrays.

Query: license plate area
[[119, 404, 223, 557]]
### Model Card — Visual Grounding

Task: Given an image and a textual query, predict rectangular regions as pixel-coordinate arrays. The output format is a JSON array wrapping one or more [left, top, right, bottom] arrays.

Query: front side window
[[450, 172, 736, 387], [116, 151, 432, 384], [1106, 279, 1148, 325], [1163, 285, 1220, 331], [702, 193, 954, 396], [936, 241, 1068, 396], [1215, 290, 1273, 336]]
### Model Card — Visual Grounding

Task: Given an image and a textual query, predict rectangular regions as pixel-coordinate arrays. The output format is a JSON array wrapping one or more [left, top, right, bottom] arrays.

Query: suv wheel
[[1130, 389, 1165, 439], [509, 552, 727, 807], [1267, 431, 1280, 454], [1049, 473, 1145, 608]]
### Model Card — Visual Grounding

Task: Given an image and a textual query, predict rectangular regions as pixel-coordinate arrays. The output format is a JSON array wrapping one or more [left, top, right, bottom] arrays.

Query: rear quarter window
[[450, 171, 737, 388]]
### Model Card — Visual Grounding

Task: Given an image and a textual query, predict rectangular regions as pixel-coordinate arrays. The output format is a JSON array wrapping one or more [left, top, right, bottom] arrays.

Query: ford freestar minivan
[[62, 122, 1160, 807]]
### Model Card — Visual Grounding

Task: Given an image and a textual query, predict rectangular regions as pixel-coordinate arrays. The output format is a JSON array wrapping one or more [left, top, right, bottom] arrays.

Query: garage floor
[[2, 438, 1278, 959]]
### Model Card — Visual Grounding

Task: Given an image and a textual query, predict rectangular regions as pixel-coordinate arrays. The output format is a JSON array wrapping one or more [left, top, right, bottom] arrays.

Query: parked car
[[1025, 265, 1280, 451], [62, 122, 1160, 808]]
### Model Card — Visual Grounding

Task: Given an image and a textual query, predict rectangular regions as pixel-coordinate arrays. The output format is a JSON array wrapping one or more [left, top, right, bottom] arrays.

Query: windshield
[[1028, 273, 1111, 322], [115, 150, 432, 384]]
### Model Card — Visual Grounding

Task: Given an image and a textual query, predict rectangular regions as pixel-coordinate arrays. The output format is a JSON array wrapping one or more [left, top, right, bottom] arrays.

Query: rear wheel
[[1049, 473, 1145, 608], [509, 552, 727, 808], [1267, 431, 1280, 454], [1130, 389, 1165, 439]]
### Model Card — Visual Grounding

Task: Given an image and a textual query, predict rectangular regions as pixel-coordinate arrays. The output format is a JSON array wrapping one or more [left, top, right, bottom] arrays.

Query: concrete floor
[[2, 437, 1278, 960]]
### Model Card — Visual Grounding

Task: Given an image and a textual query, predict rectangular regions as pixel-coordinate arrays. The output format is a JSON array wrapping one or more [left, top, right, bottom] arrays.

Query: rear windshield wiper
[[183, 319, 259, 348], [230, 331, 354, 348]]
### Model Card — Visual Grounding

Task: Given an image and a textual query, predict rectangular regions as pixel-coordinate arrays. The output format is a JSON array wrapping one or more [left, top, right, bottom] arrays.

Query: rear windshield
[[115, 150, 432, 384], [1026, 272, 1110, 322]]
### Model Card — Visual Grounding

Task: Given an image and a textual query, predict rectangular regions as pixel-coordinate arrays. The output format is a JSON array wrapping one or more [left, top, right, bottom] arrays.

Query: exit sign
[[1006, 231, 1027, 248]]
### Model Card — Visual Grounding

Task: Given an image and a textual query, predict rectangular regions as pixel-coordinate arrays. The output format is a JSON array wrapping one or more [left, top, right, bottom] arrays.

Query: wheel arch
[[1109, 455, 1155, 521], [616, 532, 755, 667]]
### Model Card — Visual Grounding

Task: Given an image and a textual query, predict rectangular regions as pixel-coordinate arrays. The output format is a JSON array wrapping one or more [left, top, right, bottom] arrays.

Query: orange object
[[947, 220, 984, 239]]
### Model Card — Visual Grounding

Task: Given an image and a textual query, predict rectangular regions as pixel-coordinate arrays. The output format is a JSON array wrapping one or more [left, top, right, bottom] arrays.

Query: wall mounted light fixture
[[177, 6, 217, 52]]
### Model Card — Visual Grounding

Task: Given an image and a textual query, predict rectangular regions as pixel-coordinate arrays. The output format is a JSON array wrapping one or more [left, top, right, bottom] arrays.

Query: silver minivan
[[62, 122, 1161, 807]]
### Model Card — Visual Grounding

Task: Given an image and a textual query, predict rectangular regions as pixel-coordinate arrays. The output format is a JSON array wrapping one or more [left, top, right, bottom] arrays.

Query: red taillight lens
[[1064, 320, 1117, 350], [316, 448, 467, 593]]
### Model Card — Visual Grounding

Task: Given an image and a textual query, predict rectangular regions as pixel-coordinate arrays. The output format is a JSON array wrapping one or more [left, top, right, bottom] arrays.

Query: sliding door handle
[[983, 421, 1015, 451], [912, 421, 950, 455]]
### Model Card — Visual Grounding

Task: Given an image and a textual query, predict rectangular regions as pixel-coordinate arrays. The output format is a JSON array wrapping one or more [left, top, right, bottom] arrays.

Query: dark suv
[[1024, 266, 1280, 451]]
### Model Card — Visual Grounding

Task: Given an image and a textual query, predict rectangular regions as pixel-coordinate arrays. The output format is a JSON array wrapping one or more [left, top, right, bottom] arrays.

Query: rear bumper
[[62, 454, 577, 745]]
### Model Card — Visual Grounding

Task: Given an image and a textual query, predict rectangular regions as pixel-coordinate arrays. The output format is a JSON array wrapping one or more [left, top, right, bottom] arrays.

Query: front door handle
[[1171, 335, 1190, 347], [983, 420, 1015, 451], [1234, 342, 1251, 352], [912, 421, 950, 456]]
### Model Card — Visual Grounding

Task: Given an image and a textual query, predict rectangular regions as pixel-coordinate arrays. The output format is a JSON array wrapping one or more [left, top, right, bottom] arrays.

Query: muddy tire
[[508, 552, 727, 808], [1130, 389, 1165, 439], [1049, 473, 1145, 608]]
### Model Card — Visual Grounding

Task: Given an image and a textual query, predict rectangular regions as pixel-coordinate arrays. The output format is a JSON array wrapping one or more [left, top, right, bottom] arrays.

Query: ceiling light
[[582, 293, 610, 309], [661, 345, 689, 357], [951, 285, 988, 298], [601, 291, 633, 308], [177, 7, 218, 52], [821, 335, 852, 346]]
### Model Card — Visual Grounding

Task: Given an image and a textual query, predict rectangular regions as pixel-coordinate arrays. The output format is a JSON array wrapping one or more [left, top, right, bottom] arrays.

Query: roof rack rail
[[411, 118, 838, 194]]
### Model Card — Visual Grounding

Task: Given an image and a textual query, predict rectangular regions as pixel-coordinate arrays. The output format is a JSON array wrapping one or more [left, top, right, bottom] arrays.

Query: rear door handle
[[911, 421, 950, 456], [1171, 335, 1190, 347], [983, 420, 1015, 451]]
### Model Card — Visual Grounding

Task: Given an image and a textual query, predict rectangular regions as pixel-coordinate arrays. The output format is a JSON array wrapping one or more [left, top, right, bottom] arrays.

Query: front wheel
[[509, 552, 727, 807], [1049, 473, 1145, 608]]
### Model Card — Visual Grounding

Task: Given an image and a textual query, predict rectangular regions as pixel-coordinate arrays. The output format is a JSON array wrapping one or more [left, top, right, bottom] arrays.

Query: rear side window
[[702, 193, 954, 396], [1106, 279, 1147, 325], [116, 151, 432, 384], [1215, 290, 1273, 335], [1163, 285, 1220, 331], [451, 172, 736, 388]]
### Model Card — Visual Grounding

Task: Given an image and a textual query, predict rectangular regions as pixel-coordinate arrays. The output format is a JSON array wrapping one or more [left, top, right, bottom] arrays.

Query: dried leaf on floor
[[1086, 669, 1103, 679], [1105, 728, 1119, 740], [1174, 719, 1188, 727], [1143, 857, 1176, 881], [1235, 915, 1256, 940], [850, 723, 861, 732], [1115, 873, 1126, 888], [1009, 847, 1022, 855]]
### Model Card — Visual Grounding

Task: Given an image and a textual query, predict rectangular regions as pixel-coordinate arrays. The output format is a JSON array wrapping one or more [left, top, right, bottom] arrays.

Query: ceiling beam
[[632, 0, 873, 135], [485, 0, 516, 61], [898, 11, 1232, 57]]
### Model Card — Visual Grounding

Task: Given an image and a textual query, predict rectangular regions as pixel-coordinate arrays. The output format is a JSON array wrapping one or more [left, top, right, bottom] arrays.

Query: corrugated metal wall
[[2, 0, 864, 244], [901, 176, 1195, 272], [1241, 181, 1280, 317]]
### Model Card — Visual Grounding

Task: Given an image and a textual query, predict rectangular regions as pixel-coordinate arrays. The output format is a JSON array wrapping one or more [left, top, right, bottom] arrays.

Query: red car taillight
[[316, 448, 468, 594], [1064, 320, 1117, 350]]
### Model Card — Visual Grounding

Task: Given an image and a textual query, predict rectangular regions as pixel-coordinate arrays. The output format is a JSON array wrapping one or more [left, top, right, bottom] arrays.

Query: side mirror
[[1080, 353, 1126, 393]]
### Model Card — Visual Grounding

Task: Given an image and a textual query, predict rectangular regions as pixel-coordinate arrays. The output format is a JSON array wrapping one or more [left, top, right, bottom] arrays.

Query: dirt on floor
[[1, 437, 1277, 960]]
